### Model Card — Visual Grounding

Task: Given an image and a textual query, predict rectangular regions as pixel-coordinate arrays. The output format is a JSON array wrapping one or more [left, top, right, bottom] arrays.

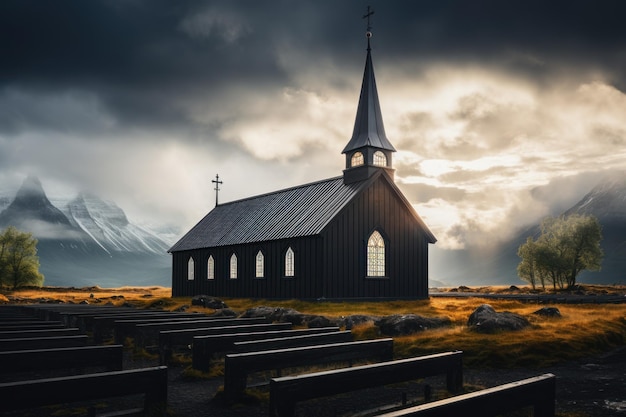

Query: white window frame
[[207, 255, 215, 280], [373, 151, 387, 167], [255, 250, 264, 278], [351, 151, 364, 167], [230, 253, 238, 279], [187, 257, 195, 280], [285, 247, 295, 277]]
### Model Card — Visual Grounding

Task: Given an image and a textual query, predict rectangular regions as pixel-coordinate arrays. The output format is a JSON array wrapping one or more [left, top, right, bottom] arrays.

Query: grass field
[[2, 284, 625, 369]]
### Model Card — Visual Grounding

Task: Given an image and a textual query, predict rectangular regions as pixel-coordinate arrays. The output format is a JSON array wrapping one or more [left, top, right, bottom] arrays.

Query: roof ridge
[[216, 175, 344, 207]]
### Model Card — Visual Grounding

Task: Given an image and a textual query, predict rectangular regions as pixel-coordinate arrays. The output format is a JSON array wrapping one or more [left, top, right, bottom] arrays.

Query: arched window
[[255, 250, 264, 278], [230, 254, 237, 279], [187, 257, 195, 280], [285, 247, 295, 277], [367, 231, 385, 277], [351, 151, 364, 167], [373, 151, 387, 167], [207, 255, 215, 280]]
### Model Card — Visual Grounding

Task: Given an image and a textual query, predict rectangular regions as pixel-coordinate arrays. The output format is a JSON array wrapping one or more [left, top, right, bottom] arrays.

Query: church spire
[[343, 9, 396, 185]]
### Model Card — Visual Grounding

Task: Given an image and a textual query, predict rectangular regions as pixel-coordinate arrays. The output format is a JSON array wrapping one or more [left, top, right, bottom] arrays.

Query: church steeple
[[343, 14, 396, 185]]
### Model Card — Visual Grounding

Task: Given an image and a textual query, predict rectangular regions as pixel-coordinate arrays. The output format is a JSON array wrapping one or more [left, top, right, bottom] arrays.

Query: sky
[[2, 0, 626, 259]]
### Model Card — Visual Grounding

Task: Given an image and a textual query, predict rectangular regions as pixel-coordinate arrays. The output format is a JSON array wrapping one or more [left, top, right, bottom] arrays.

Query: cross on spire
[[362, 6, 374, 49], [212, 174, 223, 207]]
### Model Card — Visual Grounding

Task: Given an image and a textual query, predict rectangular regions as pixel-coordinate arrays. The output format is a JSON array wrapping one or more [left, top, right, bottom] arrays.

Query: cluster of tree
[[0, 226, 44, 289], [517, 214, 603, 290]]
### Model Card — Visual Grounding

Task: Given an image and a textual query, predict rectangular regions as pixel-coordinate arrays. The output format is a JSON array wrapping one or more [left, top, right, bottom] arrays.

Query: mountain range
[[430, 173, 626, 287], [1, 174, 624, 289], [0, 176, 172, 288]]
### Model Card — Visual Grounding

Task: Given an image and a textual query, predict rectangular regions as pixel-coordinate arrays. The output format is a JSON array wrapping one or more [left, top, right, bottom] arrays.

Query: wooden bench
[[111, 315, 231, 344], [372, 373, 556, 417], [136, 317, 272, 348], [0, 327, 81, 339], [0, 335, 88, 352], [269, 351, 464, 417], [233, 330, 353, 353], [159, 322, 292, 364], [0, 321, 67, 331], [192, 327, 341, 371], [91, 312, 208, 342], [0, 366, 168, 416], [0, 345, 124, 376], [225, 338, 394, 401]]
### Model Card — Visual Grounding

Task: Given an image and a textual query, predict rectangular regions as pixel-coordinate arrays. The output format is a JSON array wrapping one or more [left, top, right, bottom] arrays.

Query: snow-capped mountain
[[0, 176, 172, 287], [60, 192, 170, 256]]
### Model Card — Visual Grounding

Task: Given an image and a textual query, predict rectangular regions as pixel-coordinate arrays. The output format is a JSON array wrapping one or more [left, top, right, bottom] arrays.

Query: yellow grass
[[3, 285, 625, 369]]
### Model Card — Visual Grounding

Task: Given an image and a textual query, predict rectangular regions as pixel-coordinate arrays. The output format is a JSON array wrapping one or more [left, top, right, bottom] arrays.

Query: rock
[[241, 306, 301, 323], [210, 308, 238, 318], [377, 314, 451, 336], [305, 315, 333, 328], [191, 295, 227, 309], [467, 304, 530, 333], [533, 307, 561, 317], [337, 314, 380, 329]]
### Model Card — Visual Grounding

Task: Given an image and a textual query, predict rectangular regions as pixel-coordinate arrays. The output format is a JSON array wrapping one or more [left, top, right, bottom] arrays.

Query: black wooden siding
[[320, 175, 429, 299], [172, 236, 323, 298], [171, 174, 430, 299]]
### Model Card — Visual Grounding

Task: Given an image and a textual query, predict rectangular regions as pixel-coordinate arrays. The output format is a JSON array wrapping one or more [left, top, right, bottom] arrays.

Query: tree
[[0, 226, 44, 289], [517, 214, 603, 289]]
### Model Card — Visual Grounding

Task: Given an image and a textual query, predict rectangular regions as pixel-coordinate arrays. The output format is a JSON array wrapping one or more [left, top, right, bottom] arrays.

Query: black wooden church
[[169, 31, 436, 299]]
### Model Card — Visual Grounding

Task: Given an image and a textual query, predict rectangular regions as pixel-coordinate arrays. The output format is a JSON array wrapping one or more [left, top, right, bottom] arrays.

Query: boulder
[[337, 314, 380, 330], [241, 306, 302, 323], [377, 314, 451, 336], [210, 308, 238, 318], [533, 307, 561, 317], [467, 304, 530, 333], [191, 295, 228, 309], [305, 315, 333, 328]]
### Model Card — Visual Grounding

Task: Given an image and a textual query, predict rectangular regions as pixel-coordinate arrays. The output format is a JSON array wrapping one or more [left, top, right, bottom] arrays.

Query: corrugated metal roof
[[168, 176, 365, 252]]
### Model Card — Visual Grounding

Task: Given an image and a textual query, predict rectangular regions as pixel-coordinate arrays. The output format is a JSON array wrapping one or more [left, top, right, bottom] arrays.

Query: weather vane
[[212, 174, 223, 207]]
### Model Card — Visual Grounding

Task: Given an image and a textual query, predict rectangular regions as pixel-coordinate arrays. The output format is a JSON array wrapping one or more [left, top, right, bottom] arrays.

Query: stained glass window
[[367, 231, 385, 276]]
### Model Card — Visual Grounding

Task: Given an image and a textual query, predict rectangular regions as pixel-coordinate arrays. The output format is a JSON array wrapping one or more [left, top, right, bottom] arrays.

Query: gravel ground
[[157, 346, 626, 417]]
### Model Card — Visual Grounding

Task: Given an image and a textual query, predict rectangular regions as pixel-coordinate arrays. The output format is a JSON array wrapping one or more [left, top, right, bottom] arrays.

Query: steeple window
[[373, 151, 387, 167], [351, 152, 364, 167]]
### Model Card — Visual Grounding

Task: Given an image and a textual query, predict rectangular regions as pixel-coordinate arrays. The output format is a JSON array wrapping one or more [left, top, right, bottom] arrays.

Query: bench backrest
[[269, 351, 464, 417], [372, 373, 556, 417], [0, 344, 124, 375], [0, 328, 81, 339], [233, 330, 353, 353], [192, 327, 341, 371], [0, 335, 88, 352], [0, 366, 168, 414]]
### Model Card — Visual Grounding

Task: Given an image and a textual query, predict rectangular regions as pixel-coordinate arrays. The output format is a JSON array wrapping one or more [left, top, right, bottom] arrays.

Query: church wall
[[171, 236, 323, 298], [321, 176, 429, 299]]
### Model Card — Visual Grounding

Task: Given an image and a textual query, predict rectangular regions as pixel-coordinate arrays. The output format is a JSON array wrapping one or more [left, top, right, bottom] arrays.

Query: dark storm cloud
[[3, 0, 626, 135]]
